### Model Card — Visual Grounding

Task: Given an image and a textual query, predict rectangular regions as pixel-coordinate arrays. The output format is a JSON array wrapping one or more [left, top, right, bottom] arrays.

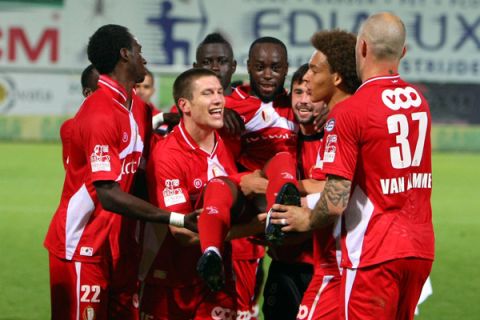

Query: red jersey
[[44, 75, 151, 262], [60, 118, 74, 169], [225, 85, 298, 171], [321, 75, 435, 269], [140, 122, 238, 286], [298, 132, 325, 180]]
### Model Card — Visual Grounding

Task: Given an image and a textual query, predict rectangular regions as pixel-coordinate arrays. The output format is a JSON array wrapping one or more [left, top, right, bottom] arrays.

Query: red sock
[[198, 178, 234, 254], [264, 152, 298, 211]]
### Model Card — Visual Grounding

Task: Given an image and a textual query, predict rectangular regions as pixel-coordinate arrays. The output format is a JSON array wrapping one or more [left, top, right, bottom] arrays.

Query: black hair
[[248, 36, 288, 60], [80, 64, 97, 90], [196, 32, 234, 60], [290, 63, 309, 92], [87, 24, 133, 74]]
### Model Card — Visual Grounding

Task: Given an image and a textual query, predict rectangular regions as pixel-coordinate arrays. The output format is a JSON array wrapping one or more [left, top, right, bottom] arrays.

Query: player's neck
[[185, 121, 216, 153], [299, 123, 315, 136], [328, 90, 352, 111], [361, 60, 399, 82]]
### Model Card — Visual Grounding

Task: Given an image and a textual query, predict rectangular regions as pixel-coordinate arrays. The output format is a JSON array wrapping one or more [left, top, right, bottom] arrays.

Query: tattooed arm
[[269, 174, 351, 232], [310, 175, 351, 230]]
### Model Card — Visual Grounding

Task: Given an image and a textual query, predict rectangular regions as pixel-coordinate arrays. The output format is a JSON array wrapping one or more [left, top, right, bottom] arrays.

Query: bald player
[[271, 12, 434, 320]]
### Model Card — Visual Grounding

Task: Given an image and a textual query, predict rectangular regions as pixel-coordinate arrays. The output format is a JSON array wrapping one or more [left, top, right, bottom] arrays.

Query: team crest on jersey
[[90, 145, 111, 172], [122, 131, 128, 142], [323, 134, 337, 163], [163, 179, 186, 207], [83, 306, 95, 320], [193, 178, 203, 189], [325, 119, 335, 132]]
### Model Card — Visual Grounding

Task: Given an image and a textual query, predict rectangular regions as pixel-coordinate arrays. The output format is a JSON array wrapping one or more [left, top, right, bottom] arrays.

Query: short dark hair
[[81, 64, 97, 90], [248, 36, 288, 60], [290, 63, 309, 92], [173, 68, 219, 116], [310, 30, 361, 94], [196, 32, 234, 60], [87, 24, 133, 74]]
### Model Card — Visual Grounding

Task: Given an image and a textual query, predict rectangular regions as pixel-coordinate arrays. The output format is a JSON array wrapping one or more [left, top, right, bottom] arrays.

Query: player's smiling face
[[291, 80, 324, 125], [188, 75, 225, 130], [248, 43, 288, 102], [304, 50, 338, 104], [194, 43, 236, 90]]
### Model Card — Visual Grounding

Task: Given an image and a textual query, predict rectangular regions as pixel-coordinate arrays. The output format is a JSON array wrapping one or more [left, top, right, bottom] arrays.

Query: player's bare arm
[[310, 175, 351, 229], [94, 180, 198, 232]]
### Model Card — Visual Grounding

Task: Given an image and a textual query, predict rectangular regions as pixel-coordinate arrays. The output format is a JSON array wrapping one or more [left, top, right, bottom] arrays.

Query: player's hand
[[313, 103, 329, 132], [184, 209, 201, 233], [169, 226, 199, 246], [223, 108, 245, 136], [239, 170, 268, 196], [269, 204, 312, 232], [163, 112, 181, 126]]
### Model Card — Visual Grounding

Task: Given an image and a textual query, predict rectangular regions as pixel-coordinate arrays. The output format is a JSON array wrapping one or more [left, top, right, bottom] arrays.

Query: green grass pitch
[[0, 142, 479, 319]]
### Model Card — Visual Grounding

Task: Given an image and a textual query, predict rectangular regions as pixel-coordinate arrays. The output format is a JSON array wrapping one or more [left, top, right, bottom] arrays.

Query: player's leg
[[263, 152, 301, 243], [395, 258, 432, 320], [197, 176, 245, 291], [139, 283, 201, 320], [233, 258, 261, 319], [109, 254, 140, 320], [194, 278, 238, 320], [49, 254, 108, 320], [297, 273, 340, 320], [262, 261, 313, 320]]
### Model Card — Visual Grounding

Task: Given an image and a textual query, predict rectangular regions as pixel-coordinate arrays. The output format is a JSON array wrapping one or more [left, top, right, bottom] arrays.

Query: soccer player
[[189, 36, 299, 319], [60, 64, 99, 169], [139, 68, 239, 320], [44, 24, 197, 320], [271, 13, 434, 320]]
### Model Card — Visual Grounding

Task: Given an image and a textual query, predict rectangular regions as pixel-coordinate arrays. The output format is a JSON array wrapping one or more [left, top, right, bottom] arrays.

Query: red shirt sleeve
[[80, 103, 122, 183]]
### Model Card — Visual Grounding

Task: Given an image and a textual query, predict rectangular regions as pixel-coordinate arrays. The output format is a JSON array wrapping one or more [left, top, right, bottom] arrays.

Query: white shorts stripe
[[307, 275, 334, 320], [344, 269, 357, 320], [75, 261, 82, 320]]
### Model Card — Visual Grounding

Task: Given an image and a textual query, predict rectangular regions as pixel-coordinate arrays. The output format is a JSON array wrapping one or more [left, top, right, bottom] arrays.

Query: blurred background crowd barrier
[[0, 0, 479, 151]]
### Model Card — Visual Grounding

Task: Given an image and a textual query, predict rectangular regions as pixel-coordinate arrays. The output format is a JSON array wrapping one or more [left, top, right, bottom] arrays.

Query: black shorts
[[262, 260, 313, 320]]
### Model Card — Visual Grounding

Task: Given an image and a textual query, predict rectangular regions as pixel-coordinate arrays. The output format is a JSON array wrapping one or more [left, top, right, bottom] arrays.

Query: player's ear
[[231, 60, 237, 73], [178, 98, 190, 114], [120, 47, 130, 61], [333, 72, 343, 87]]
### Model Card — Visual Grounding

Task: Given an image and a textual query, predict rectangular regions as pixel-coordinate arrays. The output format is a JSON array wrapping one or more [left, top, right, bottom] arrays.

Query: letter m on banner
[[8, 28, 59, 63]]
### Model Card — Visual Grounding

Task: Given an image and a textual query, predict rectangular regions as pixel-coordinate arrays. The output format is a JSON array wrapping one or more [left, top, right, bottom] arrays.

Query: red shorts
[[233, 258, 261, 318], [49, 253, 139, 320], [341, 258, 432, 320], [296, 272, 341, 320], [139, 281, 237, 320]]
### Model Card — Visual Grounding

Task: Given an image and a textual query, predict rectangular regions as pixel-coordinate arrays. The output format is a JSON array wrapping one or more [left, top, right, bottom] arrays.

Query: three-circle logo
[[0, 76, 16, 114], [381, 86, 422, 111]]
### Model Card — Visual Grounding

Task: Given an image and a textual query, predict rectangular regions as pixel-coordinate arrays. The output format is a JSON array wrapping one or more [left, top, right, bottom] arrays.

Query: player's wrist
[[169, 212, 184, 227]]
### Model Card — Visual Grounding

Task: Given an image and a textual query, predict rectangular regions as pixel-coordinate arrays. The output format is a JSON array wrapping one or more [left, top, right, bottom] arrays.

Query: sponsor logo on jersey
[[323, 134, 337, 163], [296, 305, 308, 319], [211, 306, 236, 320], [83, 306, 95, 320], [121, 159, 138, 175], [381, 86, 422, 111], [90, 145, 111, 172], [325, 119, 335, 132], [80, 247, 94, 256], [163, 179, 186, 207]]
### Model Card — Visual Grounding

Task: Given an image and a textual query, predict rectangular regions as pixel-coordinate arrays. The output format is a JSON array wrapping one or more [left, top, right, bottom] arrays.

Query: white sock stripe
[[75, 261, 82, 320], [344, 269, 357, 320]]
